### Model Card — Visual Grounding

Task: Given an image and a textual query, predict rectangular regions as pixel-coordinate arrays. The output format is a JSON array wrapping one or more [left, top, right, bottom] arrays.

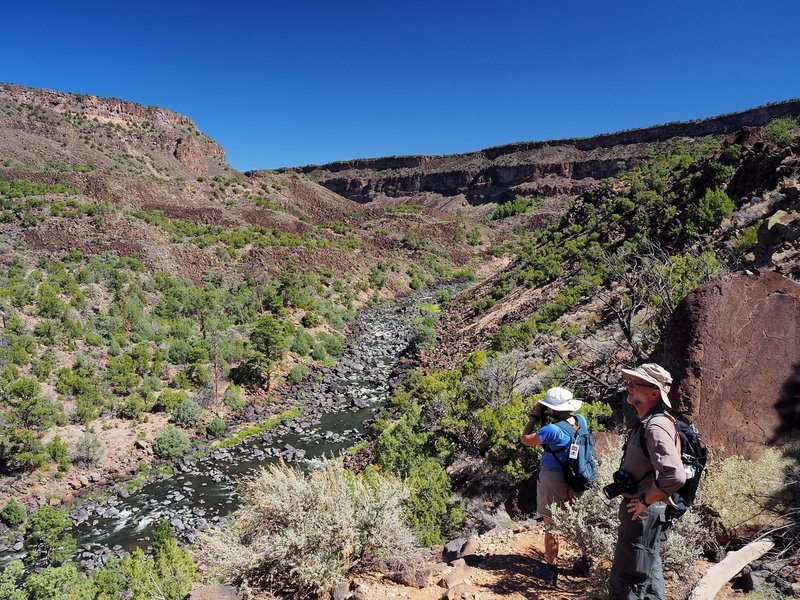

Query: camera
[[602, 469, 637, 500]]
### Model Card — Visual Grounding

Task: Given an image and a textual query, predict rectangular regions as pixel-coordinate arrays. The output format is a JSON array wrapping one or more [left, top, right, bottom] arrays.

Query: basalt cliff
[[285, 100, 800, 211]]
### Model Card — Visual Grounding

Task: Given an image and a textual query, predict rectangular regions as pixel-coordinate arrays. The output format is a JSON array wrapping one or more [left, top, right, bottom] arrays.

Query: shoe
[[572, 555, 593, 577], [534, 563, 559, 587]]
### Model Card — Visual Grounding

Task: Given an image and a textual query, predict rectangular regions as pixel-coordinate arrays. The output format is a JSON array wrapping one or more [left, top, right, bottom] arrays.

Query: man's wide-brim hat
[[621, 363, 673, 408], [538, 387, 583, 412]]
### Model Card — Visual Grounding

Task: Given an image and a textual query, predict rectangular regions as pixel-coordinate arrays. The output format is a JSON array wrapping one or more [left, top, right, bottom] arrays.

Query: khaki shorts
[[537, 467, 581, 519]]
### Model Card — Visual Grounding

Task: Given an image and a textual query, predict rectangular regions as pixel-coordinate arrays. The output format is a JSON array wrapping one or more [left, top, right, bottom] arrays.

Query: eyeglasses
[[625, 381, 659, 390]]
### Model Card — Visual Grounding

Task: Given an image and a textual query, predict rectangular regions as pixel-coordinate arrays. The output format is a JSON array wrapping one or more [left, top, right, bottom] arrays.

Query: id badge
[[568, 444, 580, 459]]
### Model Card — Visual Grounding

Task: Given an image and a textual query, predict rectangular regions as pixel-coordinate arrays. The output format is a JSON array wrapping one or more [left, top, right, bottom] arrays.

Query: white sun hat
[[537, 387, 583, 412]]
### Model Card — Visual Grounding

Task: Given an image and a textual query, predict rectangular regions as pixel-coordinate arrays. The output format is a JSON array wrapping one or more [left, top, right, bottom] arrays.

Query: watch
[[638, 493, 651, 507]]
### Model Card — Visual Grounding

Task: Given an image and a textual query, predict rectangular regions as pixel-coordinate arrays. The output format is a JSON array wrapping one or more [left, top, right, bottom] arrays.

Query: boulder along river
[[0, 289, 440, 570]]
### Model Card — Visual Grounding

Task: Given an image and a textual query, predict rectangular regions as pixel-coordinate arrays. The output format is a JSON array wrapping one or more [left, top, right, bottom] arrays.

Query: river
[[0, 289, 437, 569]]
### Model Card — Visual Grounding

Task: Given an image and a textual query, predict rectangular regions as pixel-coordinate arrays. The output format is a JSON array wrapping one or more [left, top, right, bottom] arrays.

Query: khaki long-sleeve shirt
[[620, 409, 686, 499]]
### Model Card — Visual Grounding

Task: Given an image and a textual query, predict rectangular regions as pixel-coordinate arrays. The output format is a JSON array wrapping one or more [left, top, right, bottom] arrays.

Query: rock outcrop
[[0, 83, 226, 175], [284, 100, 800, 208], [652, 271, 800, 459]]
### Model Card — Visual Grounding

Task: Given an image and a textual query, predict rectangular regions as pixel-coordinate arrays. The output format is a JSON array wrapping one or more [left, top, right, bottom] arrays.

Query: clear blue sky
[[3, 1, 798, 170]]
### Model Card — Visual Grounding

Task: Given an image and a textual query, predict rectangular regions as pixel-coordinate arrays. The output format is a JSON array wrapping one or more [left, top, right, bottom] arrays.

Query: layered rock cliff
[[285, 100, 800, 208]]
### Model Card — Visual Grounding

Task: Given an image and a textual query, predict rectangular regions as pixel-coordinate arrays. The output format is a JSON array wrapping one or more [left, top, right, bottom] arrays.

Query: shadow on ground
[[464, 548, 598, 599]]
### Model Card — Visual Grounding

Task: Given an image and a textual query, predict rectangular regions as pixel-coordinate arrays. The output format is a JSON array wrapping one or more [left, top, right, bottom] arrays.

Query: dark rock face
[[286, 100, 800, 207], [652, 271, 800, 459]]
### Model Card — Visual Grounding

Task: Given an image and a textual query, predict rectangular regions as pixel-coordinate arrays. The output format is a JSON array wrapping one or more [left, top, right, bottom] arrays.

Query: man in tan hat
[[521, 387, 592, 586], [608, 363, 686, 600]]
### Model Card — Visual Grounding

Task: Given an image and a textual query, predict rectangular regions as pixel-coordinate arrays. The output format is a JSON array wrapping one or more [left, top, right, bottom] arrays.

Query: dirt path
[[351, 522, 741, 600]]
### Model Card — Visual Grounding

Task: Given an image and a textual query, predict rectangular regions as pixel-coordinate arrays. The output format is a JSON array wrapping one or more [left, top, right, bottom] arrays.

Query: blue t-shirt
[[538, 414, 588, 471]]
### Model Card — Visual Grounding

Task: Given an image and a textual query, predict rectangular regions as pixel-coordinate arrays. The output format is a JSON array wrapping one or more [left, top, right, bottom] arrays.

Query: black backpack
[[640, 414, 708, 519], [544, 417, 598, 493]]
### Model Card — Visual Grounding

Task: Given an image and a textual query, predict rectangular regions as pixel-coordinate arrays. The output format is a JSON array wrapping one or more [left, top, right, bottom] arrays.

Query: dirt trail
[[352, 523, 740, 600]]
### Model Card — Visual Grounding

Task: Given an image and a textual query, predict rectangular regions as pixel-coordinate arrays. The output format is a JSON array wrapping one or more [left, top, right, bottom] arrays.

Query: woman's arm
[[520, 403, 545, 446]]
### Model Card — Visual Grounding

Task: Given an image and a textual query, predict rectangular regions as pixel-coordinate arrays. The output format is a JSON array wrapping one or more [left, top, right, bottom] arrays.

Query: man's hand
[[626, 498, 647, 521]]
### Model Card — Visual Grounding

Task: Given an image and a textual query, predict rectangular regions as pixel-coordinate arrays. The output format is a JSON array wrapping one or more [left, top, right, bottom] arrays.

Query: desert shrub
[[23, 562, 95, 599], [287, 363, 310, 383], [403, 457, 465, 546], [46, 435, 71, 472], [72, 393, 102, 425], [301, 310, 321, 328], [401, 232, 425, 250], [0, 498, 26, 527], [222, 384, 244, 412], [763, 117, 799, 143], [696, 188, 735, 230], [207, 416, 226, 438], [153, 425, 191, 461], [489, 196, 541, 220], [25, 505, 76, 567], [409, 323, 436, 352], [316, 331, 344, 357], [73, 430, 105, 466], [747, 587, 794, 600], [92, 535, 196, 599], [731, 224, 759, 255], [311, 342, 328, 362], [0, 560, 25, 600], [697, 447, 791, 538], [155, 389, 189, 413], [198, 460, 418, 598], [118, 394, 146, 420], [291, 327, 314, 356], [466, 227, 482, 245], [170, 397, 203, 427]]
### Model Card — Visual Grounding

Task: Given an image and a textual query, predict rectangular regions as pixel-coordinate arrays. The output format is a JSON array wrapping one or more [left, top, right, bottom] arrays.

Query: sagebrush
[[198, 460, 419, 599]]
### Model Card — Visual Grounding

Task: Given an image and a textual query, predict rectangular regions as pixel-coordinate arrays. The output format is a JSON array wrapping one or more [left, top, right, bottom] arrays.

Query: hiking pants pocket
[[632, 504, 668, 578]]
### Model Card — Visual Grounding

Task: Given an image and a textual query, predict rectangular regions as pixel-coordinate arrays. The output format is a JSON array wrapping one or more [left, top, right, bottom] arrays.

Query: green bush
[[291, 328, 314, 356], [198, 460, 417, 598], [763, 117, 799, 143], [74, 430, 105, 466], [92, 536, 196, 599], [698, 447, 791, 538], [301, 310, 321, 328], [0, 560, 25, 600], [222, 385, 244, 412], [47, 435, 71, 472], [170, 397, 202, 427], [696, 188, 735, 230], [23, 562, 95, 600], [25, 505, 76, 567], [409, 324, 436, 352], [403, 457, 465, 546], [287, 363, 310, 384], [155, 389, 189, 413], [207, 416, 226, 438], [153, 426, 191, 461], [317, 331, 344, 356], [0, 499, 27, 527]]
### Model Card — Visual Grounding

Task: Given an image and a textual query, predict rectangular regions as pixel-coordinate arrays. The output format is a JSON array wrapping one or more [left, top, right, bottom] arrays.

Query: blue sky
[[2, 1, 798, 170]]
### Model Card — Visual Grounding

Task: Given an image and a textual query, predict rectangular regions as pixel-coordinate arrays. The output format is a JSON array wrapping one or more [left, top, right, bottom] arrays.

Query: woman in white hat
[[521, 386, 591, 586]]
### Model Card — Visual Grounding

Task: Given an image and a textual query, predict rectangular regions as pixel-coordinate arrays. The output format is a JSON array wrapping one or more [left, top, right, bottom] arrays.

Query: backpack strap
[[638, 412, 679, 460], [542, 419, 579, 455]]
